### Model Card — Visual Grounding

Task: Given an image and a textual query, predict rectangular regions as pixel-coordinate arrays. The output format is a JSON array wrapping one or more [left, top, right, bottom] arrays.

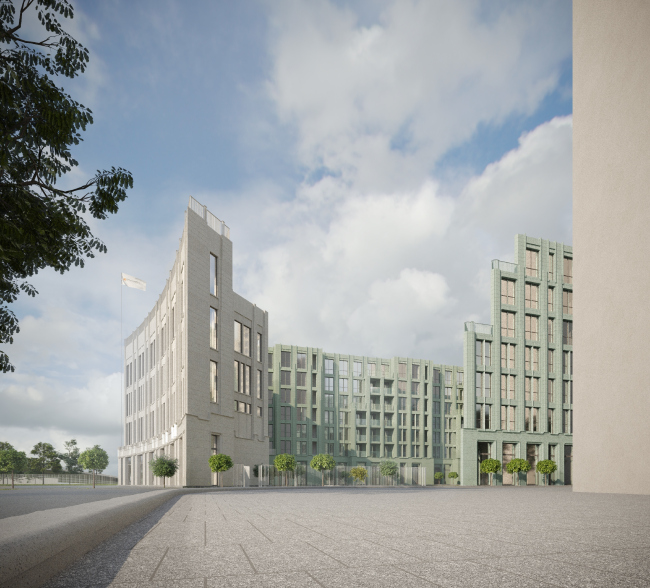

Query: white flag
[[121, 273, 146, 291]]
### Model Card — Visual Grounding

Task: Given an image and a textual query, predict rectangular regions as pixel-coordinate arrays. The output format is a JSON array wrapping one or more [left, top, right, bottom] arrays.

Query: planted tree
[[310, 454, 336, 487], [274, 453, 296, 486], [150, 455, 178, 488], [60, 439, 83, 473], [480, 458, 502, 486], [505, 458, 531, 486], [78, 445, 109, 489], [30, 442, 59, 484], [379, 460, 398, 485], [434, 471, 444, 484], [536, 459, 557, 486], [350, 466, 367, 485], [0, 0, 134, 373], [208, 453, 233, 487], [0, 445, 27, 489], [448, 471, 459, 485]]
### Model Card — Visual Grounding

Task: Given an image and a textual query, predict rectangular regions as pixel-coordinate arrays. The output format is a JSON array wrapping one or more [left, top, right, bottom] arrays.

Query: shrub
[[448, 471, 459, 485], [274, 453, 296, 486], [536, 459, 557, 486], [310, 454, 336, 486], [208, 454, 233, 487], [479, 458, 502, 486], [434, 471, 444, 484], [505, 458, 531, 486], [379, 460, 398, 479], [350, 466, 367, 485]]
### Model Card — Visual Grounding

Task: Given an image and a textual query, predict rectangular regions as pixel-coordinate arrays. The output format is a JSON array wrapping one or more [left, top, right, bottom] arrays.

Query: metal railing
[[0, 473, 118, 485], [492, 259, 518, 273], [188, 196, 231, 239], [257, 464, 426, 487], [464, 321, 493, 335]]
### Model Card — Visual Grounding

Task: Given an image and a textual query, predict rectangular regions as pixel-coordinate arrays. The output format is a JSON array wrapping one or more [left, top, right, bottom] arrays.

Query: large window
[[501, 312, 515, 337], [324, 377, 334, 392], [548, 287, 554, 312], [548, 252, 555, 281], [476, 340, 491, 366], [324, 359, 334, 375], [398, 362, 407, 378], [339, 360, 348, 376], [210, 308, 218, 350], [280, 371, 291, 386], [210, 253, 218, 297], [412, 364, 420, 379], [525, 407, 539, 432], [475, 404, 490, 429], [501, 343, 515, 369], [500, 374, 515, 399], [501, 406, 515, 431], [296, 372, 306, 387], [563, 257, 573, 284], [563, 321, 573, 345], [210, 361, 218, 403], [234, 321, 242, 353], [525, 249, 539, 277], [548, 379, 554, 403], [475, 373, 491, 398], [563, 350, 573, 376], [563, 290, 573, 314], [256, 333, 262, 362], [548, 409, 554, 433], [501, 279, 515, 305], [353, 361, 363, 377], [548, 318, 554, 344], [296, 352, 306, 369], [525, 284, 539, 309], [525, 346, 539, 371], [256, 370, 262, 399], [281, 351, 291, 368], [525, 315, 539, 341], [242, 325, 250, 356]]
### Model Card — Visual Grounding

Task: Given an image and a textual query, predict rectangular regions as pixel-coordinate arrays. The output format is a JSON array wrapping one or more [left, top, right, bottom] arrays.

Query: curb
[[0, 488, 187, 588]]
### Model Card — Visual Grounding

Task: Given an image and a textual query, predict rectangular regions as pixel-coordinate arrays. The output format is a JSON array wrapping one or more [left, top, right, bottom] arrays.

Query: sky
[[0, 0, 573, 476]]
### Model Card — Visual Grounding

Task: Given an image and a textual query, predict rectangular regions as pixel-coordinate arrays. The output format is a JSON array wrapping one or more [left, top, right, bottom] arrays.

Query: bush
[[536, 459, 557, 485], [379, 460, 398, 478], [479, 458, 502, 486], [274, 453, 296, 486], [505, 458, 531, 486], [350, 466, 367, 485], [208, 454, 233, 487], [448, 471, 459, 485], [150, 456, 178, 488], [434, 471, 444, 484]]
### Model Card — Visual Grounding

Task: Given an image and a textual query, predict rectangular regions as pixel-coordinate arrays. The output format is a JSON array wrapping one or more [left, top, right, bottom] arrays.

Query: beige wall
[[573, 1, 650, 494]]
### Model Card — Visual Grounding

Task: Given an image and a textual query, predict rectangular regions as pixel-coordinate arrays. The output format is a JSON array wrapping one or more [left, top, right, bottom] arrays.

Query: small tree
[[379, 460, 398, 485], [274, 453, 296, 486], [150, 455, 178, 488], [536, 459, 557, 486], [350, 466, 367, 485], [310, 454, 336, 486], [434, 471, 444, 484], [78, 445, 109, 489], [208, 454, 233, 487], [0, 447, 28, 489], [30, 442, 60, 484], [448, 471, 459, 485], [60, 439, 83, 473], [506, 458, 531, 486], [480, 458, 502, 486]]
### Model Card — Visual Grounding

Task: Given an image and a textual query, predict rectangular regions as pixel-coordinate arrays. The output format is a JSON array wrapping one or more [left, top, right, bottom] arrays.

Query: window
[[444, 370, 451, 385], [500, 374, 516, 399], [563, 409, 573, 433], [339, 379, 348, 393], [500, 406, 515, 431], [280, 371, 291, 386], [353, 380, 362, 395], [398, 363, 407, 378], [210, 361, 218, 403], [525, 407, 539, 432], [563, 381, 573, 404], [457, 372, 463, 385], [433, 401, 440, 414], [501, 312, 515, 337], [548, 252, 555, 281], [256, 333, 262, 362], [368, 362, 377, 377], [280, 440, 291, 454], [563, 257, 573, 284], [296, 372, 306, 387], [324, 393, 334, 408], [353, 361, 362, 377], [296, 407, 307, 421], [324, 359, 334, 375], [398, 397, 406, 411], [475, 404, 490, 429], [280, 388, 291, 403], [412, 398, 420, 411], [210, 253, 218, 297], [501, 343, 515, 369], [548, 288, 554, 312], [242, 326, 250, 357], [324, 377, 334, 392], [412, 364, 420, 379], [525, 249, 539, 277], [411, 382, 420, 395], [525, 346, 539, 371], [339, 360, 348, 376], [445, 402, 451, 415], [296, 352, 306, 370], [234, 360, 240, 392], [563, 351, 573, 376], [501, 279, 515, 305], [210, 308, 218, 350], [548, 319, 554, 344], [548, 379, 554, 403], [234, 321, 242, 353], [525, 315, 539, 341], [445, 387, 452, 398], [381, 363, 390, 377], [525, 284, 539, 309], [280, 406, 291, 420], [563, 321, 573, 345], [296, 389, 306, 405], [281, 351, 291, 368], [433, 385, 440, 398], [475, 373, 491, 398], [268, 351, 273, 366], [548, 350, 554, 373], [256, 369, 261, 399], [563, 290, 573, 314], [397, 381, 406, 395], [268, 371, 273, 387], [476, 341, 490, 367], [548, 409, 554, 433]]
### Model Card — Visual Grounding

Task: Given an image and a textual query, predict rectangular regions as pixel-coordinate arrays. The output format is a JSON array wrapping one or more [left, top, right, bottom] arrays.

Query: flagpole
[[120, 277, 123, 463]]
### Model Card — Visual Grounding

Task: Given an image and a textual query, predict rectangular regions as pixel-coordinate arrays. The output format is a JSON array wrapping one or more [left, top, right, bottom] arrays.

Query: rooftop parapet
[[464, 321, 493, 335], [491, 259, 518, 273], [188, 195, 230, 239]]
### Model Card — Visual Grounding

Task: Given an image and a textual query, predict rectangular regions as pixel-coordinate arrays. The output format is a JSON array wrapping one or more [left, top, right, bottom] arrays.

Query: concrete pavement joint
[[148, 546, 169, 582]]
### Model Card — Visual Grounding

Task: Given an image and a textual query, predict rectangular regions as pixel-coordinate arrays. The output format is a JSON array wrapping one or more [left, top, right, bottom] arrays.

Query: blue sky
[[1, 0, 572, 475]]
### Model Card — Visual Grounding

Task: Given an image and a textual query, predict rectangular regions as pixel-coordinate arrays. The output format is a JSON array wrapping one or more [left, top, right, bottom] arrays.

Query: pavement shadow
[[43, 494, 184, 588]]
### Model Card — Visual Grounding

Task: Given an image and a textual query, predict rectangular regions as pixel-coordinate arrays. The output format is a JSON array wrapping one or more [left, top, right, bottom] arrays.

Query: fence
[[0, 473, 118, 485], [256, 464, 426, 487]]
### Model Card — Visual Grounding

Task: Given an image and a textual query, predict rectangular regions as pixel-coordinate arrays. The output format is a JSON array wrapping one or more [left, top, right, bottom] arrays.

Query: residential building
[[267, 344, 464, 485], [460, 235, 573, 486], [573, 0, 650, 495], [118, 197, 269, 486]]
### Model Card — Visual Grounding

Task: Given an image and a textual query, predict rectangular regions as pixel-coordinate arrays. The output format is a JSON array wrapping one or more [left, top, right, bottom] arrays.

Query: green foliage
[[274, 453, 296, 486], [310, 454, 335, 486], [59, 439, 82, 473], [0, 446, 28, 487], [350, 466, 367, 484], [505, 458, 531, 486], [150, 455, 178, 488], [30, 442, 59, 480], [379, 460, 398, 477], [480, 458, 501, 486], [0, 0, 133, 372], [448, 471, 459, 484], [0, 441, 14, 451], [208, 453, 233, 473], [252, 464, 259, 478], [78, 445, 109, 475], [434, 471, 444, 483], [536, 459, 557, 485]]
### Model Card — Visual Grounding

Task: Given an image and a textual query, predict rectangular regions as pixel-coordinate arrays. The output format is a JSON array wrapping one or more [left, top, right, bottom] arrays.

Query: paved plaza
[[44, 486, 650, 588]]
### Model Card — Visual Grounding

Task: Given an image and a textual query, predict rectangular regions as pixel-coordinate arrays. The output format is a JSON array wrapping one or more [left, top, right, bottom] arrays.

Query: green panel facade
[[267, 345, 464, 485], [460, 235, 574, 486]]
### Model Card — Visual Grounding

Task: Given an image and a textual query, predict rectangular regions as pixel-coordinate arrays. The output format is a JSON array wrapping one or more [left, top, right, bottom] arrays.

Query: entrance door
[[564, 445, 573, 485], [478, 442, 490, 485], [502, 443, 515, 485], [526, 444, 538, 485]]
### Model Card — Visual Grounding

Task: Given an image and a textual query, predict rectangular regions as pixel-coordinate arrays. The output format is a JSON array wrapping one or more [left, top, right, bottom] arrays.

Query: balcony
[[384, 420, 394, 428], [370, 419, 382, 427], [464, 321, 493, 335], [383, 387, 394, 396], [370, 403, 382, 411], [370, 450, 380, 458], [492, 259, 518, 273], [371, 435, 381, 443], [384, 404, 395, 412], [370, 387, 381, 395]]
